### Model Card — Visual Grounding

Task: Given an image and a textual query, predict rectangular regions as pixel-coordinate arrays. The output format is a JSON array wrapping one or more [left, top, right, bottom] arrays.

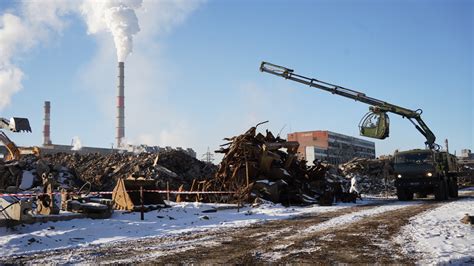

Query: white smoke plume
[[81, 0, 143, 62], [71, 136, 83, 151], [0, 0, 143, 110]]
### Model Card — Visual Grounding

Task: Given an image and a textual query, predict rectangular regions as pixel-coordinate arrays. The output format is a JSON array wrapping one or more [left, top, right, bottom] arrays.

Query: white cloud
[[0, 13, 32, 110], [0, 63, 23, 109], [0, 1, 75, 110]]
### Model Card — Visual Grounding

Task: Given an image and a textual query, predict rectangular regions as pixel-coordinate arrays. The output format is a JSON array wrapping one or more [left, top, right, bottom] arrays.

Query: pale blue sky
[[1, 0, 472, 158]]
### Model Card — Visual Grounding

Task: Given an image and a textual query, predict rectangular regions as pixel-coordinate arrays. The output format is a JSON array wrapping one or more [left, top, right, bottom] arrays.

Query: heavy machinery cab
[[393, 149, 459, 201], [394, 149, 457, 176], [359, 111, 390, 139], [394, 150, 437, 178]]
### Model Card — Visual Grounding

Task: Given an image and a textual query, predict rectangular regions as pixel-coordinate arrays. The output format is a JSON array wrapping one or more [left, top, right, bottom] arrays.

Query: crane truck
[[260, 61, 458, 201]]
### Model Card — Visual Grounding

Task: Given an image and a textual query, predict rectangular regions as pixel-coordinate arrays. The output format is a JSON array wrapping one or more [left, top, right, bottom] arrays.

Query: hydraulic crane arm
[[260, 61, 437, 150]]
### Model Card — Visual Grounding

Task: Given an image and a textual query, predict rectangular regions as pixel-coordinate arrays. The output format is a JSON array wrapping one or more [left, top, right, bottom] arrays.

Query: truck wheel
[[415, 192, 427, 198], [397, 188, 413, 201], [434, 180, 448, 201], [448, 178, 458, 198]]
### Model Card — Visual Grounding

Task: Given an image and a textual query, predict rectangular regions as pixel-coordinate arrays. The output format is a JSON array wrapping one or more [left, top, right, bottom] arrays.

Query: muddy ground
[[4, 193, 473, 264]]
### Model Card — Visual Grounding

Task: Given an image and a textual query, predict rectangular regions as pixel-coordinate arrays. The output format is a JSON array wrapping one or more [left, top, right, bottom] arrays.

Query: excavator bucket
[[9, 117, 32, 132], [359, 112, 390, 139], [112, 177, 165, 211]]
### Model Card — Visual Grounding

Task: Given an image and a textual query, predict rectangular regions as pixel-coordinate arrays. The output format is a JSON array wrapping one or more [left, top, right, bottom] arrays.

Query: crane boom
[[260, 61, 437, 150]]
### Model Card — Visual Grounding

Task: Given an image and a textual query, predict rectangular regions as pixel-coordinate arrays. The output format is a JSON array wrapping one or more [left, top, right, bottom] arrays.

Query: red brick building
[[288, 130, 375, 165]]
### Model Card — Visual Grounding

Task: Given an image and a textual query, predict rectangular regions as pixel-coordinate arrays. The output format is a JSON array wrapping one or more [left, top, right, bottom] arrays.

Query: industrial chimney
[[116, 62, 125, 148], [43, 101, 52, 146]]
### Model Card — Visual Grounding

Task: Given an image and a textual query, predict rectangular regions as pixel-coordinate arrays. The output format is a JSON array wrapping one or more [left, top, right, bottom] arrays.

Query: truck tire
[[397, 188, 413, 201], [434, 179, 448, 201], [448, 178, 459, 198], [415, 192, 428, 198]]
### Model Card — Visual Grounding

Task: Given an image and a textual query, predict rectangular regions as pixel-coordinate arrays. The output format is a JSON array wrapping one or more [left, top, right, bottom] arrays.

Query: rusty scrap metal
[[206, 122, 330, 205], [339, 157, 396, 196], [36, 173, 59, 215], [112, 176, 165, 211]]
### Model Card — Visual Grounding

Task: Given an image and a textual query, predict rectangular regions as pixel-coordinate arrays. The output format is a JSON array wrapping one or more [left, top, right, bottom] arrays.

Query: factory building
[[0, 99, 196, 159], [287, 130, 375, 165], [459, 149, 474, 160], [458, 149, 474, 168]]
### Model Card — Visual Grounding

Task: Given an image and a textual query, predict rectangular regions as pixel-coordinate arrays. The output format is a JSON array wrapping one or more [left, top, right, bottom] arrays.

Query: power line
[[202, 147, 214, 163]]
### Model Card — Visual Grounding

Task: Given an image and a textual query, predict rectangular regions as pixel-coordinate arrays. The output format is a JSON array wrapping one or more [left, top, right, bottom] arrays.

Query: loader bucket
[[359, 112, 390, 139], [112, 177, 165, 211], [9, 117, 32, 132]]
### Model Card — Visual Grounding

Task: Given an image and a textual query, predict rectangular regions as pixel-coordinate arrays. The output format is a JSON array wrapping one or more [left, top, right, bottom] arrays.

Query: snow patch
[[0, 199, 379, 257], [395, 193, 474, 264]]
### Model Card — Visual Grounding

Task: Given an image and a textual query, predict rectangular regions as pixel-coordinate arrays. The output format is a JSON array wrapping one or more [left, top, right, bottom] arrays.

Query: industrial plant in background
[[31, 99, 197, 158], [288, 130, 376, 165]]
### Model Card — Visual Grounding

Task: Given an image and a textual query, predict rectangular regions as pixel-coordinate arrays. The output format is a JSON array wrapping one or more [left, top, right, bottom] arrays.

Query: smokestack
[[117, 62, 125, 147], [43, 101, 52, 146]]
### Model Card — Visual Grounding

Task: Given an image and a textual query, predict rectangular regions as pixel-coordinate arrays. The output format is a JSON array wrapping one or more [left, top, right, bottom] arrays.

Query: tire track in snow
[[277, 202, 441, 264], [138, 200, 409, 264], [258, 200, 423, 261]]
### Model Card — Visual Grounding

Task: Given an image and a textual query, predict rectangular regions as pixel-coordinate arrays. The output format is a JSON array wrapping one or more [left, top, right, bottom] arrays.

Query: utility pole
[[202, 147, 214, 163]]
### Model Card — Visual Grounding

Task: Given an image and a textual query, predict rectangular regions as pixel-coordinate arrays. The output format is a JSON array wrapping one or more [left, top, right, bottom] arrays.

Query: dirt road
[[5, 193, 472, 264]]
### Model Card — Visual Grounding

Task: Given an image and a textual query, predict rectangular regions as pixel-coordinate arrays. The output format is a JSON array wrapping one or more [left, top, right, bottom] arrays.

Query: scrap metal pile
[[1, 150, 216, 193], [339, 157, 395, 195], [1, 149, 216, 221], [1, 126, 396, 210], [207, 122, 332, 205], [0, 160, 24, 191], [42, 150, 216, 192]]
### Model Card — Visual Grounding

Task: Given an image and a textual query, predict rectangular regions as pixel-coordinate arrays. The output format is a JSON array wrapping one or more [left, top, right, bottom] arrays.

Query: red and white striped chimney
[[43, 101, 52, 145], [116, 62, 125, 148]]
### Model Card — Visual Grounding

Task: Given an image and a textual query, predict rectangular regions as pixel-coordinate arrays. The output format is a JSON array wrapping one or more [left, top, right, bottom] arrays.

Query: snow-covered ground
[[2, 189, 472, 262], [0, 198, 382, 257], [395, 188, 474, 264], [258, 200, 423, 262]]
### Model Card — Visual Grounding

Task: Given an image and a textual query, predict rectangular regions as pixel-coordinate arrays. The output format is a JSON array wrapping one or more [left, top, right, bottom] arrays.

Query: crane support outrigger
[[260, 61, 438, 150]]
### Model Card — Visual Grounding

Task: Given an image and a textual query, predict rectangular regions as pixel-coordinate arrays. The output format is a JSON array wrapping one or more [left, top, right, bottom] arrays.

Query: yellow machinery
[[0, 117, 39, 161], [0, 131, 40, 161], [112, 176, 165, 211]]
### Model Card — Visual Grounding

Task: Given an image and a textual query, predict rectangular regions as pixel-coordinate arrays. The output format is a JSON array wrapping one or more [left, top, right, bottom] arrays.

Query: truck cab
[[393, 149, 458, 201]]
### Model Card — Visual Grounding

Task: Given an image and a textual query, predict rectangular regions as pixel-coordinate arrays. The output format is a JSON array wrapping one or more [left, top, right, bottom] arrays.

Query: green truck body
[[394, 149, 458, 200]]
